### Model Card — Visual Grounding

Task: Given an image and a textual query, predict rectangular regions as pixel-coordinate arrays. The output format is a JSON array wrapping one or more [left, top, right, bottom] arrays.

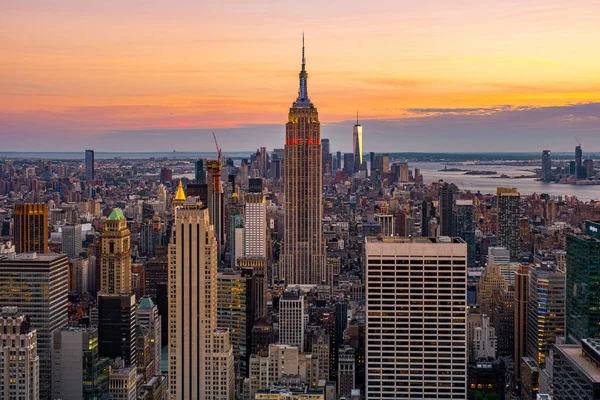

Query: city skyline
[[2, 1, 600, 152]]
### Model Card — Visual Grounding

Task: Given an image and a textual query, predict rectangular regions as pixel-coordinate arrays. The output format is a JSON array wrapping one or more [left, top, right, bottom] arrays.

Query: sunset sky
[[1, 0, 600, 152]]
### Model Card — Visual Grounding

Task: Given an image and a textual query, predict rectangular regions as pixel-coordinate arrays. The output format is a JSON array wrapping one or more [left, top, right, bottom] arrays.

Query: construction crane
[[576, 137, 582, 146], [212, 132, 222, 164]]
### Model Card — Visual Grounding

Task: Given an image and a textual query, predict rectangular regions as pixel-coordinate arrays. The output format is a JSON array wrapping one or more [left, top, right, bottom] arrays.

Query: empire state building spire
[[296, 34, 310, 105]]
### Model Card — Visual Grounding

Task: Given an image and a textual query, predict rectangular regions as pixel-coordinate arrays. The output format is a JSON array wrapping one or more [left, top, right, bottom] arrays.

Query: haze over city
[[2, 0, 600, 152]]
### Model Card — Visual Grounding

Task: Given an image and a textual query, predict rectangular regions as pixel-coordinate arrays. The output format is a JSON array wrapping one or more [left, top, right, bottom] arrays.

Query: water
[[414, 162, 599, 201], [1, 152, 597, 201]]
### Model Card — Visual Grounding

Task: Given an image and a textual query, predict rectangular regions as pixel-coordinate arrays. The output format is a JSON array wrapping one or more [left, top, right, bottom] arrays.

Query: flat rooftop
[[366, 236, 465, 244], [556, 344, 600, 383], [0, 252, 67, 262]]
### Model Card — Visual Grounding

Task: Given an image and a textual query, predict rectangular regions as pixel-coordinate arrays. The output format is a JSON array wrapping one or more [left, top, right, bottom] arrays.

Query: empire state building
[[280, 36, 327, 286]]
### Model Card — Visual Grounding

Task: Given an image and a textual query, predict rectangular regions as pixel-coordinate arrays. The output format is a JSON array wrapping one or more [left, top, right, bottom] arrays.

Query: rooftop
[[0, 252, 67, 262], [366, 236, 465, 244], [556, 343, 600, 383], [138, 296, 156, 309], [107, 208, 125, 220]]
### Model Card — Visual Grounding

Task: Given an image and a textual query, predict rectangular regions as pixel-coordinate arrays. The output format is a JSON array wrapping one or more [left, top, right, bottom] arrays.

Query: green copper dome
[[107, 208, 125, 220]]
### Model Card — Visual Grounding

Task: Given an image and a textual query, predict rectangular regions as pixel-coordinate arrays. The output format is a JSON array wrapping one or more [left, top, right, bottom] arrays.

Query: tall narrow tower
[[353, 112, 363, 173], [100, 208, 131, 294], [168, 203, 234, 400], [280, 35, 327, 286]]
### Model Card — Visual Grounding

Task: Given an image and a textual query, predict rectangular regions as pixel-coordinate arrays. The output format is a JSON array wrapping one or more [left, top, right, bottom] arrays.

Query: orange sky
[[1, 0, 600, 151]]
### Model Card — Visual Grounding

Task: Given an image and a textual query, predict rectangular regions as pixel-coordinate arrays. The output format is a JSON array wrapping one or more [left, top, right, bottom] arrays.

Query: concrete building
[[365, 236, 468, 399], [109, 364, 137, 400], [476, 263, 507, 325], [61, 223, 82, 259], [51, 327, 109, 400], [168, 203, 234, 400], [515, 263, 530, 387], [137, 296, 162, 377], [279, 290, 305, 348], [467, 311, 497, 361], [244, 192, 267, 258], [0, 252, 68, 399], [373, 214, 394, 237], [0, 307, 39, 400], [14, 202, 48, 254], [337, 346, 355, 398], [280, 39, 327, 286], [100, 208, 131, 295], [554, 339, 600, 399]]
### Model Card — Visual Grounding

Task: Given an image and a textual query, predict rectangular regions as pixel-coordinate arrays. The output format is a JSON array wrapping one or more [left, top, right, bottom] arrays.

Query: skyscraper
[[168, 203, 234, 400], [497, 187, 521, 261], [353, 113, 363, 173], [514, 264, 529, 387], [322, 138, 331, 173], [455, 199, 475, 267], [365, 236, 467, 399], [51, 327, 110, 400], [278, 290, 305, 348], [526, 263, 565, 367], [61, 223, 82, 259], [137, 296, 162, 377], [85, 149, 95, 181], [14, 202, 48, 254], [244, 192, 267, 258], [0, 307, 39, 400], [207, 159, 224, 260], [541, 150, 552, 181], [575, 144, 584, 178], [280, 36, 327, 286], [0, 253, 69, 399], [100, 208, 131, 295], [97, 293, 137, 366], [194, 158, 206, 184], [566, 220, 600, 344], [438, 182, 455, 237]]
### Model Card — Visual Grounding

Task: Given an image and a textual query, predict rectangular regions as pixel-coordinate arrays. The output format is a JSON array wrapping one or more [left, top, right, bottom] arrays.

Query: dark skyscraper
[[497, 187, 521, 261], [343, 153, 355, 176], [455, 199, 475, 267], [85, 149, 95, 181], [280, 36, 327, 286], [14, 202, 48, 254], [575, 145, 586, 178], [98, 293, 137, 366], [438, 182, 456, 237], [195, 158, 206, 184], [541, 150, 552, 181], [322, 138, 330, 173], [336, 151, 342, 171]]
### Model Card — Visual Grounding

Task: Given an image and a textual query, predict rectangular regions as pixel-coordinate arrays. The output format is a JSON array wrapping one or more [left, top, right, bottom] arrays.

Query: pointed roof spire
[[301, 32, 306, 72], [357, 110, 359, 125], [175, 180, 186, 201]]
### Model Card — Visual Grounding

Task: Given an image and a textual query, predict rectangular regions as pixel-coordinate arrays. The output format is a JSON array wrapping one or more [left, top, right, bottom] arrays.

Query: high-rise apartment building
[[497, 187, 521, 261], [280, 37, 327, 286], [514, 264, 530, 387], [526, 263, 565, 366], [85, 149, 95, 181], [279, 290, 305, 349], [541, 150, 552, 181], [0, 253, 68, 400], [14, 202, 48, 254], [353, 114, 363, 174], [566, 220, 600, 344], [62, 223, 82, 259], [244, 192, 267, 258], [100, 208, 131, 294], [575, 145, 584, 178], [365, 236, 468, 399], [168, 203, 234, 400], [51, 327, 110, 400], [0, 307, 39, 400]]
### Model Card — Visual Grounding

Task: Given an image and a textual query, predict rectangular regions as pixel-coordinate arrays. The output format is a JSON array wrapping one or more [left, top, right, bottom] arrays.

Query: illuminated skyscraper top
[[295, 33, 311, 106], [353, 111, 363, 173]]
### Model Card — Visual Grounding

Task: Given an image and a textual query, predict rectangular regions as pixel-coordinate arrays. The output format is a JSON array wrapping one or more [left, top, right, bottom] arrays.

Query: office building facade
[[365, 236, 468, 399], [14, 202, 48, 254], [100, 208, 131, 295]]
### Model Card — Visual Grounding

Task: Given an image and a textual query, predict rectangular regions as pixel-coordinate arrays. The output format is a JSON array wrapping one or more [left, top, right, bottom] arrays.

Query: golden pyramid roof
[[175, 181, 186, 201]]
